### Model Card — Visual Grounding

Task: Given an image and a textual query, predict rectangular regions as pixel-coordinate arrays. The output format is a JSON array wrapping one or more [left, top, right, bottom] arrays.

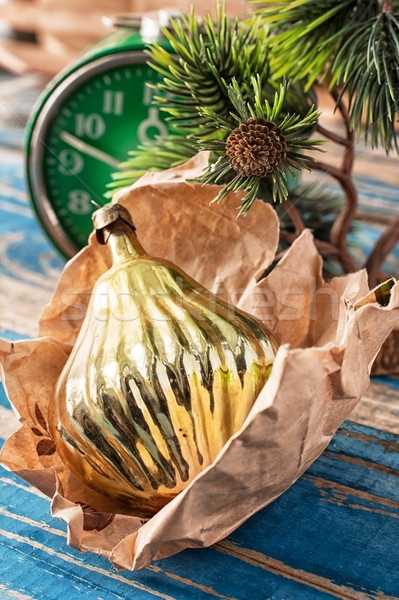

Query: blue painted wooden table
[[1, 71, 399, 600]]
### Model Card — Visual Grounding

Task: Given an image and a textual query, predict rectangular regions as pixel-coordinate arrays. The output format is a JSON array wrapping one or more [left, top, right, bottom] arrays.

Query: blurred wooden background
[[0, 0, 247, 75]]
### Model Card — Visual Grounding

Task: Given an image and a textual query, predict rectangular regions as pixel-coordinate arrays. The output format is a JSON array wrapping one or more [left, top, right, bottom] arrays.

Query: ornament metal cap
[[92, 204, 136, 245]]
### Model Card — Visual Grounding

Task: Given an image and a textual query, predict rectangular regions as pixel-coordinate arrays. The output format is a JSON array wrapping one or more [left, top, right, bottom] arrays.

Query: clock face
[[28, 53, 170, 257]]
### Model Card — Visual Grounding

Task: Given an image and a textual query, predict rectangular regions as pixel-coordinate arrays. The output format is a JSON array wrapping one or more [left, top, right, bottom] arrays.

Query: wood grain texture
[[0, 0, 247, 75], [1, 421, 399, 599], [349, 377, 399, 434]]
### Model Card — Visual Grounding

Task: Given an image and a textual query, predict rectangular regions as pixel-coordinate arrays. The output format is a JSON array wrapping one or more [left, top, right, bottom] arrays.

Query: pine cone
[[226, 117, 287, 178]]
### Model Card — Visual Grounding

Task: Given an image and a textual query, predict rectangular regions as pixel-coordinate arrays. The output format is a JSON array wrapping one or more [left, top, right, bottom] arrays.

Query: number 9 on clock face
[[27, 50, 170, 258]]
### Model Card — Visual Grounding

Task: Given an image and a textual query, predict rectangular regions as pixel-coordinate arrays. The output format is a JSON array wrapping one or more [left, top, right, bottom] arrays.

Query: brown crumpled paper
[[1, 153, 399, 571]]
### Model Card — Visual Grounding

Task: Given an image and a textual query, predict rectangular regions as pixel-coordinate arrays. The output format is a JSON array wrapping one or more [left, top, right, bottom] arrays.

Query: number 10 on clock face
[[28, 53, 169, 257]]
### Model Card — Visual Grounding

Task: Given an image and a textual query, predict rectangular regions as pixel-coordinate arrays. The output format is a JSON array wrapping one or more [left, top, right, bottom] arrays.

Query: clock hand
[[60, 131, 121, 169]]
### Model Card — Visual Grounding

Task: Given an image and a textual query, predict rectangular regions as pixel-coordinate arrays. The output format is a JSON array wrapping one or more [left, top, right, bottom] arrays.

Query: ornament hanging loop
[[92, 204, 136, 245]]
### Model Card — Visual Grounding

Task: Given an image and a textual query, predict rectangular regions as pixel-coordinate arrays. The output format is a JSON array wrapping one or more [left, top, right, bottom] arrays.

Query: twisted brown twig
[[282, 198, 305, 235], [314, 89, 358, 273], [277, 82, 397, 285], [366, 216, 399, 287], [282, 86, 358, 274], [301, 85, 397, 285]]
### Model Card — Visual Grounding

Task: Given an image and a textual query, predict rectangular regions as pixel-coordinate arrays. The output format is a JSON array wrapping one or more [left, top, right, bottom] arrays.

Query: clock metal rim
[[28, 51, 149, 259]]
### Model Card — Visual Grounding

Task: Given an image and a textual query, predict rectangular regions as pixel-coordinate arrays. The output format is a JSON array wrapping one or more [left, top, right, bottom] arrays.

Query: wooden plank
[[0, 468, 340, 600], [0, 583, 36, 599], [0, 406, 18, 439], [1, 421, 399, 599], [0, 152, 64, 338], [218, 422, 399, 599], [1, 384, 12, 409], [308, 423, 399, 503], [0, 40, 79, 75], [0, 2, 109, 37], [352, 377, 399, 434]]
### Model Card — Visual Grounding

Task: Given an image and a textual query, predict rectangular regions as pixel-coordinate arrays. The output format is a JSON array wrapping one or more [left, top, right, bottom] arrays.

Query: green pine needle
[[254, 0, 399, 153], [334, 12, 399, 152], [253, 0, 379, 84], [106, 1, 322, 214], [106, 1, 273, 197], [104, 136, 198, 198], [196, 78, 323, 215], [147, 2, 270, 135]]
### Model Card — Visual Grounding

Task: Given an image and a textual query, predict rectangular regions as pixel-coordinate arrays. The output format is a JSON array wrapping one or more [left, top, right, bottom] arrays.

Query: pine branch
[[253, 1, 379, 83], [147, 3, 270, 135], [105, 137, 198, 197], [107, 2, 319, 205], [255, 0, 399, 153], [334, 11, 399, 152], [107, 1, 273, 196]]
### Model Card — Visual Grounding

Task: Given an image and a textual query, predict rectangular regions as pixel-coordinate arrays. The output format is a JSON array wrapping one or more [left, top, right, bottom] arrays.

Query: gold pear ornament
[[49, 204, 280, 516]]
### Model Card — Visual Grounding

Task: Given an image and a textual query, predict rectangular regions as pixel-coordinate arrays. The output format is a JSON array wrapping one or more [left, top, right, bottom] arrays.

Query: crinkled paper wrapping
[[1, 153, 399, 571]]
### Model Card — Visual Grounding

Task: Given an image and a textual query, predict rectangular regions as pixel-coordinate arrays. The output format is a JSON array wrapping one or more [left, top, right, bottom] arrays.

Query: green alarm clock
[[25, 14, 174, 258]]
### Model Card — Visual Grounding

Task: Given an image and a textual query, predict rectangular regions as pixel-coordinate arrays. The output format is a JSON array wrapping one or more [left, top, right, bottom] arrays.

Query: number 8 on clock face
[[26, 25, 172, 258]]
